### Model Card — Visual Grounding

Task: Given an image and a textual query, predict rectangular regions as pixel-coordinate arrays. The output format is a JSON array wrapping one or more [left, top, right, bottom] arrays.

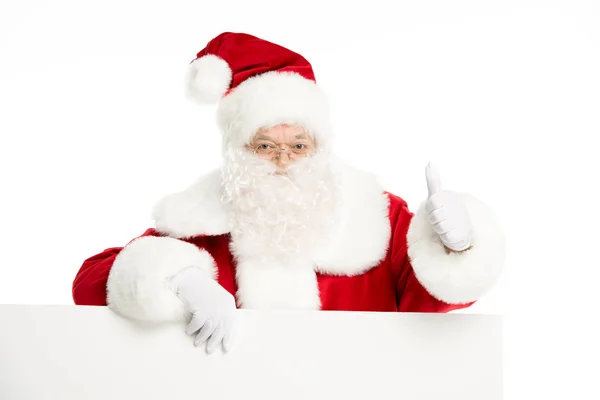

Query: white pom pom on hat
[[186, 54, 232, 104]]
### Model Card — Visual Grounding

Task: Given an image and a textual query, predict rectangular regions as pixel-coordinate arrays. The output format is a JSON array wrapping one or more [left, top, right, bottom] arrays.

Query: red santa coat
[[73, 162, 505, 321]]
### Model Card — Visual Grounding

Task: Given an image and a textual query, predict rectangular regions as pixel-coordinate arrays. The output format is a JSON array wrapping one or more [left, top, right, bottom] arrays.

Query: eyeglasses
[[250, 142, 314, 159]]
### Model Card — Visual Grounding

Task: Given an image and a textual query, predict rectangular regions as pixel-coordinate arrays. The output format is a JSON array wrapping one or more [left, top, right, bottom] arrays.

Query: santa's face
[[245, 124, 316, 171], [221, 124, 340, 261]]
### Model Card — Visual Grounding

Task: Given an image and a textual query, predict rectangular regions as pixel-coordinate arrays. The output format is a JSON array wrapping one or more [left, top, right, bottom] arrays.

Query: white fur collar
[[152, 160, 391, 276]]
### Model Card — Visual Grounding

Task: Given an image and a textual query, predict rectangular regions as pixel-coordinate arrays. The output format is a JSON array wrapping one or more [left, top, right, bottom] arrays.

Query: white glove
[[169, 266, 238, 353], [425, 162, 473, 252]]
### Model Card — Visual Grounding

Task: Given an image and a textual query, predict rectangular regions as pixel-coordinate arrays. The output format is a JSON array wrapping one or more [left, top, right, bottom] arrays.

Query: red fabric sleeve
[[386, 192, 475, 313], [72, 228, 160, 306]]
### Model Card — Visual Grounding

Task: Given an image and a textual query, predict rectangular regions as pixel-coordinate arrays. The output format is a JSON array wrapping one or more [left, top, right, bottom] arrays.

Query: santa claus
[[72, 32, 506, 354]]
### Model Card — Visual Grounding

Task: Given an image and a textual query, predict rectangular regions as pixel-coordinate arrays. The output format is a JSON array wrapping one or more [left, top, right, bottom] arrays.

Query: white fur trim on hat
[[406, 193, 506, 304], [186, 54, 232, 104], [216, 71, 333, 150]]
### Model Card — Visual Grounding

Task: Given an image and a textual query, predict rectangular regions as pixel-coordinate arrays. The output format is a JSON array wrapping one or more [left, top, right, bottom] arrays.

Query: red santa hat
[[186, 32, 333, 150]]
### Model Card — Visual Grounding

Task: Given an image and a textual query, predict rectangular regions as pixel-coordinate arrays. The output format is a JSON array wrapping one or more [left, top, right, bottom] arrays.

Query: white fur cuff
[[406, 193, 506, 304], [106, 236, 217, 322]]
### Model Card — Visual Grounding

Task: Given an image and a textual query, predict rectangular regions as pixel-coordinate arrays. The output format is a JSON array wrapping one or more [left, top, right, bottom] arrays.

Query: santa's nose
[[274, 151, 292, 168]]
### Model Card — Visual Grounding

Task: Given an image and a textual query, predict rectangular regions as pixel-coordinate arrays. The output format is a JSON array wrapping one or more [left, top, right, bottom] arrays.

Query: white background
[[0, 0, 598, 398]]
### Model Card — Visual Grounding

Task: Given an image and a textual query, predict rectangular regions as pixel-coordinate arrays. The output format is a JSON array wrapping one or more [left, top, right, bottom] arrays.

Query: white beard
[[221, 147, 341, 262], [220, 147, 341, 309]]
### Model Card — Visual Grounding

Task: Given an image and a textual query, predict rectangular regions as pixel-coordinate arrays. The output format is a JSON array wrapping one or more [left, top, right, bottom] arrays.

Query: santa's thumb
[[425, 162, 442, 198]]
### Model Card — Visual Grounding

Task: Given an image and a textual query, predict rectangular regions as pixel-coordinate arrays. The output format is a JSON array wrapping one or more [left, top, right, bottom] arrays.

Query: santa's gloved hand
[[169, 266, 238, 353], [425, 162, 473, 252]]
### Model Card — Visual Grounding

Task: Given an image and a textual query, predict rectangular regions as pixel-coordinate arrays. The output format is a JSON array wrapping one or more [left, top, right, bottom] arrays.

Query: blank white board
[[0, 305, 502, 399]]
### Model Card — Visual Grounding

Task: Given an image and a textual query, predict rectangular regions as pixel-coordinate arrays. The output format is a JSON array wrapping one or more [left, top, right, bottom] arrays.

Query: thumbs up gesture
[[425, 162, 472, 252]]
